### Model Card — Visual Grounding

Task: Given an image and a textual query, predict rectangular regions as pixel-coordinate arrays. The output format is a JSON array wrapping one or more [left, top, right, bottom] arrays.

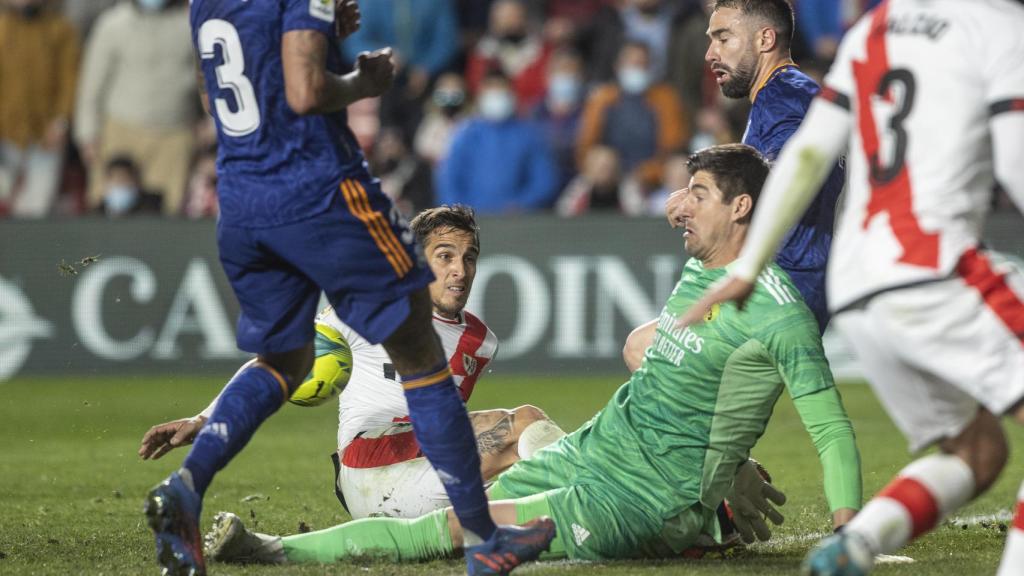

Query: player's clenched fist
[[665, 187, 688, 229], [355, 47, 395, 99], [335, 0, 360, 39]]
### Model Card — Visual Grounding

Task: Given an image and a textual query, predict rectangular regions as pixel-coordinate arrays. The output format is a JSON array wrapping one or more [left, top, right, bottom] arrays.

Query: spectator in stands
[[644, 150, 691, 216], [584, 0, 682, 84], [665, 1, 712, 129], [414, 73, 470, 166], [183, 146, 217, 220], [556, 145, 643, 216], [436, 71, 559, 214], [529, 48, 586, 189], [75, 0, 198, 216], [97, 155, 162, 218], [466, 0, 552, 112], [371, 127, 434, 216], [341, 0, 459, 142], [0, 0, 79, 218], [576, 40, 689, 192]]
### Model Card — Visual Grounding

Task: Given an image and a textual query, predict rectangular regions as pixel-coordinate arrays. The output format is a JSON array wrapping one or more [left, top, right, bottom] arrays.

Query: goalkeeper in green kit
[[203, 144, 862, 569]]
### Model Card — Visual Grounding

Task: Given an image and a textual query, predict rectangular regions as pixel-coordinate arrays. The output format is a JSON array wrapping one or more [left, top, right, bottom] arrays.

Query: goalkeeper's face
[[678, 171, 747, 265], [425, 227, 480, 320]]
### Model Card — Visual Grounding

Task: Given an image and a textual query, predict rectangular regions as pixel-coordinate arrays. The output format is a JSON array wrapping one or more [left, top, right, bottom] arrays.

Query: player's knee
[[258, 341, 315, 391], [512, 405, 548, 429], [941, 409, 1008, 493]]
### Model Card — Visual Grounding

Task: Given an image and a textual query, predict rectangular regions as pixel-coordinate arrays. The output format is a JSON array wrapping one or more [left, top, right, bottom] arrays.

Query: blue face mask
[[137, 0, 169, 12], [548, 73, 581, 107], [105, 185, 138, 216]]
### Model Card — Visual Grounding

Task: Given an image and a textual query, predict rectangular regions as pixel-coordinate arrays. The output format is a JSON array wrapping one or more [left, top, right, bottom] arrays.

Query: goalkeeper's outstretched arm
[[792, 387, 862, 529]]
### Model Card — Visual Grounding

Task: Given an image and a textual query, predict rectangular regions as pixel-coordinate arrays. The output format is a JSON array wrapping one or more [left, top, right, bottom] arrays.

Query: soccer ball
[[289, 323, 353, 407]]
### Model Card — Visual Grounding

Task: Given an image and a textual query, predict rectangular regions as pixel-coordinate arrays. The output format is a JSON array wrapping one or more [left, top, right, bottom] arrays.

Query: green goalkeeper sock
[[281, 508, 454, 564]]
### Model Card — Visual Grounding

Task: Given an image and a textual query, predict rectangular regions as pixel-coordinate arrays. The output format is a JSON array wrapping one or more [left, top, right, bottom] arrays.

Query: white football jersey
[[314, 306, 499, 451], [821, 0, 1024, 311]]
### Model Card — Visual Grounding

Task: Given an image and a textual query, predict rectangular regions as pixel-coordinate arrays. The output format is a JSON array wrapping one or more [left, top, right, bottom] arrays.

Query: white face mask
[[478, 89, 516, 121], [105, 185, 138, 216], [618, 66, 652, 95], [548, 73, 581, 107]]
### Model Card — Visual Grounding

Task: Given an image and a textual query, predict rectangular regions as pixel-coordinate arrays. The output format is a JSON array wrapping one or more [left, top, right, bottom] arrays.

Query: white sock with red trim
[[997, 481, 1024, 576], [844, 454, 975, 555]]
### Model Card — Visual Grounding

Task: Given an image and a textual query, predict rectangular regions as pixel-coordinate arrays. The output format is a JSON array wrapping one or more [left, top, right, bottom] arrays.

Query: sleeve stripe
[[989, 98, 1024, 117], [818, 86, 851, 110]]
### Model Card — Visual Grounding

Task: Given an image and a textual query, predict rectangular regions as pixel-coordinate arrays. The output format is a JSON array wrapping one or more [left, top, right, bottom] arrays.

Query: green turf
[[0, 375, 1020, 575]]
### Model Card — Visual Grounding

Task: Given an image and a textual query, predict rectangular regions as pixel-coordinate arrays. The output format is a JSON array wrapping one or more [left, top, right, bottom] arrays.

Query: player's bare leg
[[804, 408, 1007, 575], [146, 343, 312, 576], [996, 400, 1024, 575]]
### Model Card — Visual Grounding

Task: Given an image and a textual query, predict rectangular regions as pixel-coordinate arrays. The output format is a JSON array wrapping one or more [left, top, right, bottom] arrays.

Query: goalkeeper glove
[[725, 458, 787, 544]]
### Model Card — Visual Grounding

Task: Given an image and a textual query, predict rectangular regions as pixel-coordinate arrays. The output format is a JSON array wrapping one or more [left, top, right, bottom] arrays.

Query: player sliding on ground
[[677, 1, 1024, 574], [151, 2, 551, 575], [139, 206, 568, 520], [203, 144, 863, 567]]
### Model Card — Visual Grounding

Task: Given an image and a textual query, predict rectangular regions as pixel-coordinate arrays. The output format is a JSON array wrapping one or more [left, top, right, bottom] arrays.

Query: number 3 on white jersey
[[198, 19, 261, 137]]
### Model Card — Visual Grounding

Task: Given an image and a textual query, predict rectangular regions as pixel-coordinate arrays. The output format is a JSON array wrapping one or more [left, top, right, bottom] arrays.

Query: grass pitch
[[0, 375, 1020, 575]]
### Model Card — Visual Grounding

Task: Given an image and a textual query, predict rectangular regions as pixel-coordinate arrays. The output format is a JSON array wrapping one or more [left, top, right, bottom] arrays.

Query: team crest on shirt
[[703, 303, 720, 323], [309, 0, 334, 22], [462, 353, 478, 376]]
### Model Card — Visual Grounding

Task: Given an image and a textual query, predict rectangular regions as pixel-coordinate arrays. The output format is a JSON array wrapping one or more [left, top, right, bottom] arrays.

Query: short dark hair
[[713, 0, 795, 51], [686, 144, 770, 217], [410, 204, 481, 248]]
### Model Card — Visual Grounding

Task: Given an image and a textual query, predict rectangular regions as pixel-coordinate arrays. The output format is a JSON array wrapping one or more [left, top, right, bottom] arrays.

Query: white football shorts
[[833, 249, 1024, 452]]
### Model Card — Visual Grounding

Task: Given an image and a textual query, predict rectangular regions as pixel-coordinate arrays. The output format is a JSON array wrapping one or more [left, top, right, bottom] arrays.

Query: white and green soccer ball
[[289, 323, 353, 407]]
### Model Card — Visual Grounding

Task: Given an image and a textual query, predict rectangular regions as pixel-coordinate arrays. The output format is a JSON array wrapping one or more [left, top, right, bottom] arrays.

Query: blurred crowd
[[6, 0, 1009, 221]]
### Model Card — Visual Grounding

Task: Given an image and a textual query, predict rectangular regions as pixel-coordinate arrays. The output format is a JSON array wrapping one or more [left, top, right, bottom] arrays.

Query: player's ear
[[757, 26, 777, 54], [732, 194, 753, 222]]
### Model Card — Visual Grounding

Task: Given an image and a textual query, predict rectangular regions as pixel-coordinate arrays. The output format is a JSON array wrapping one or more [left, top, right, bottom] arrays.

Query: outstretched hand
[[138, 416, 207, 460], [354, 47, 395, 99], [674, 275, 756, 329], [335, 0, 360, 39]]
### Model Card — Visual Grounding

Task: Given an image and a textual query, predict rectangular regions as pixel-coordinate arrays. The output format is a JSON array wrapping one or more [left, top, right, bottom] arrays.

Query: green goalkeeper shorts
[[491, 447, 718, 560]]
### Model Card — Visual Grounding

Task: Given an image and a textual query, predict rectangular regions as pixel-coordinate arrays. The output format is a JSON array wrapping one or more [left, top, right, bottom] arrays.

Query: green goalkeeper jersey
[[563, 258, 860, 519]]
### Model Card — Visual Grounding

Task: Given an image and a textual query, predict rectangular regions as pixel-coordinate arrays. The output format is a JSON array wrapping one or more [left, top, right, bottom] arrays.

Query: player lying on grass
[[139, 205, 568, 520], [202, 144, 863, 566]]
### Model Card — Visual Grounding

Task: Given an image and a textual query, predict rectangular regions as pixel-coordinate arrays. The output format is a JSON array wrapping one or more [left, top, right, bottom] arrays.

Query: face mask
[[478, 89, 516, 121], [433, 89, 465, 110], [618, 67, 652, 95], [548, 74, 581, 107], [689, 132, 716, 152], [105, 185, 138, 216], [137, 0, 169, 13]]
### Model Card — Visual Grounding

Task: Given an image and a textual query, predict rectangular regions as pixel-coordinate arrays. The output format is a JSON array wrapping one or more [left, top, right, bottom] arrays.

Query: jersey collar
[[433, 311, 465, 325], [750, 60, 798, 104]]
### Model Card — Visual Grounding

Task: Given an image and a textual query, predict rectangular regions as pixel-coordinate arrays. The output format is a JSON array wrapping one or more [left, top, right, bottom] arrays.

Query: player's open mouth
[[712, 67, 729, 84], [447, 286, 466, 294]]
